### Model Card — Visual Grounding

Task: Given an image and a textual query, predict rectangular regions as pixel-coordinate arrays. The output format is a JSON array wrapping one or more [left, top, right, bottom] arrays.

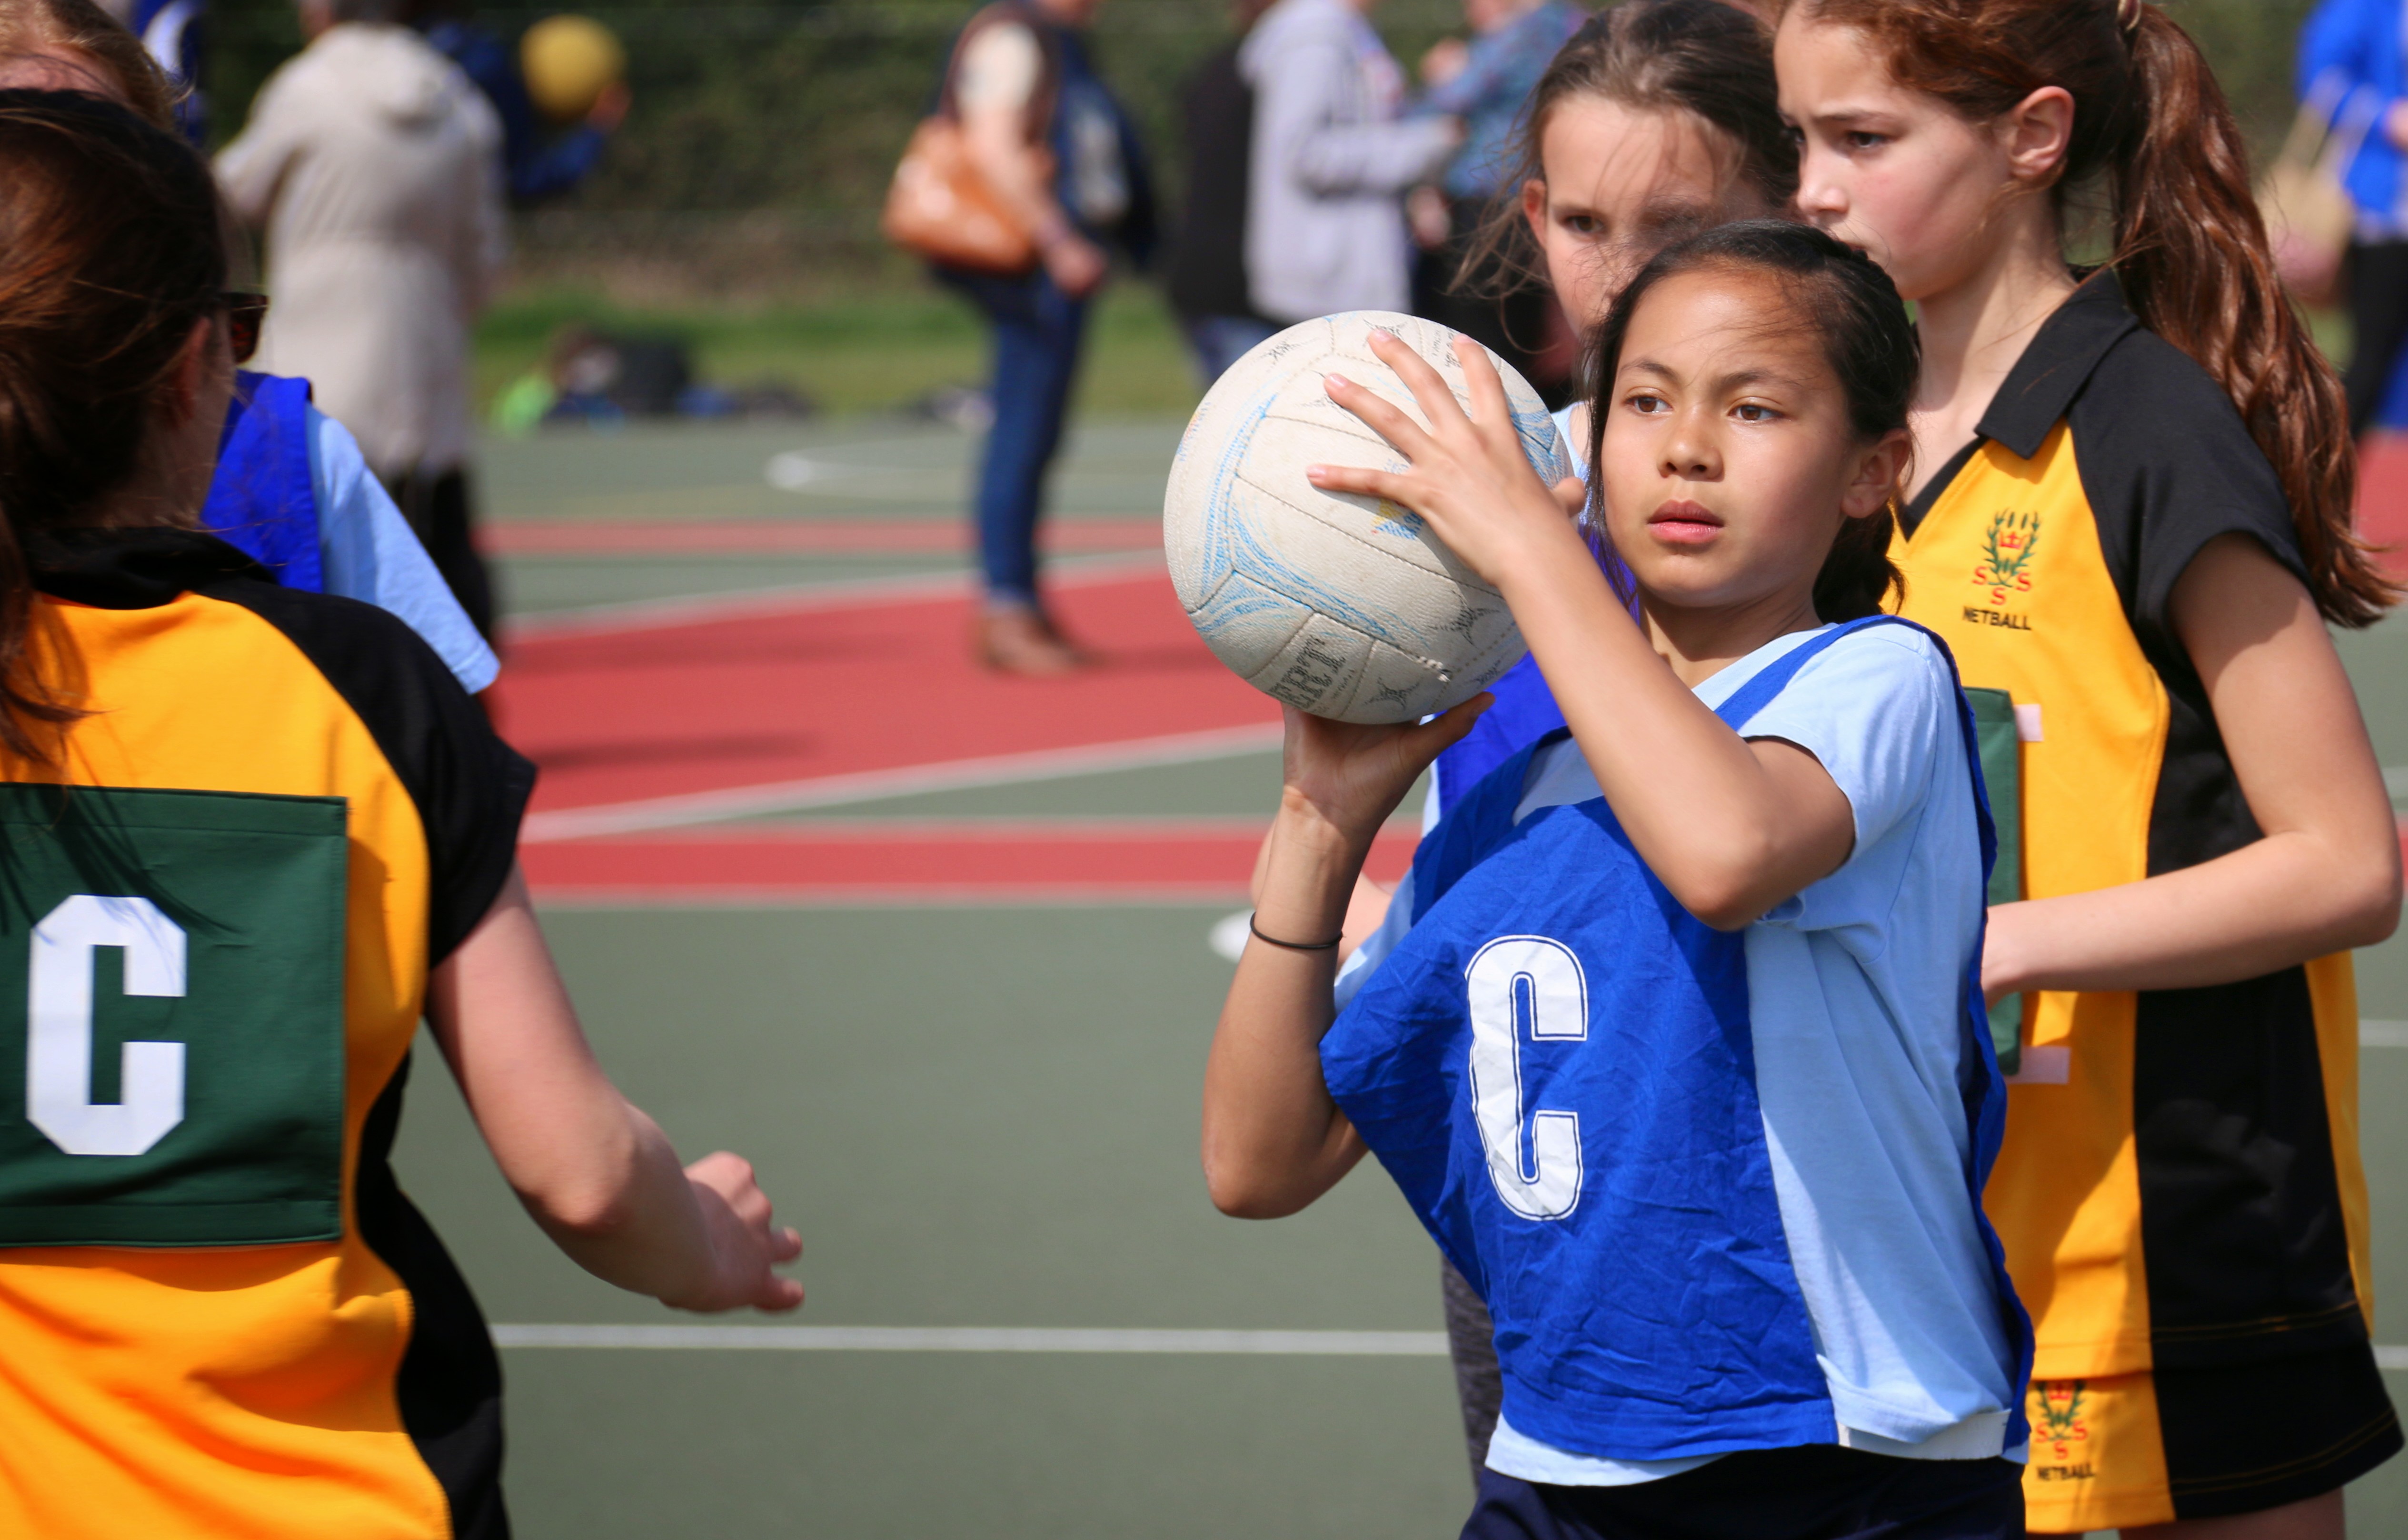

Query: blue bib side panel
[[1327, 617, 2033, 1458], [1432, 652, 1565, 820], [200, 372, 322, 593]]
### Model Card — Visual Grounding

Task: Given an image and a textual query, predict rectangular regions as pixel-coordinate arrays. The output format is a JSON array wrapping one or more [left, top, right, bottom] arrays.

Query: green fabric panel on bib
[[1963, 687, 2021, 1077], [0, 785, 348, 1246]]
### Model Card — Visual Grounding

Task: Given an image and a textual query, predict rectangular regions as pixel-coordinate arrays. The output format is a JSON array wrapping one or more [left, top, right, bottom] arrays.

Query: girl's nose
[[1795, 162, 1846, 222]]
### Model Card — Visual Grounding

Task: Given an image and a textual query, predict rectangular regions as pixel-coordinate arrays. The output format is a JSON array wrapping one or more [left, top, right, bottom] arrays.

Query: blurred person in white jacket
[[217, 0, 506, 640], [1241, 0, 1459, 322]]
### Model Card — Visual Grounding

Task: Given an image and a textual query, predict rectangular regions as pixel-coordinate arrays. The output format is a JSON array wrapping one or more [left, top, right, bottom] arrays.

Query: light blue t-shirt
[[1343, 624, 2021, 1484], [306, 407, 499, 695], [1549, 402, 1585, 479]]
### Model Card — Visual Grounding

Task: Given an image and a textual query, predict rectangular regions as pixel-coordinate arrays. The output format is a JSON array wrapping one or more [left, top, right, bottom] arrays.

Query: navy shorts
[[1462, 1445, 2024, 1540]]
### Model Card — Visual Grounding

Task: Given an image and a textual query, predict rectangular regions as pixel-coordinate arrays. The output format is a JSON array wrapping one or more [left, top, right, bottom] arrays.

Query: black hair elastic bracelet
[[1248, 914, 1344, 952]]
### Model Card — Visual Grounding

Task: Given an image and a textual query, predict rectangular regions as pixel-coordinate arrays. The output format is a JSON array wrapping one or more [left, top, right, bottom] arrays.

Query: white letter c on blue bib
[[1465, 935, 1586, 1221]]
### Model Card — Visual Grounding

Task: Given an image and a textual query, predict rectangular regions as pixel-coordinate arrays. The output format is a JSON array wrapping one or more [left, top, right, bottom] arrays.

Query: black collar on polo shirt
[[1971, 268, 2144, 461], [25, 527, 272, 610]]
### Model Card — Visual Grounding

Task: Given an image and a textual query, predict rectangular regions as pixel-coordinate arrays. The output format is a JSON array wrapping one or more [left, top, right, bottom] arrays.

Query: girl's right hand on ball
[[1277, 694, 1489, 851]]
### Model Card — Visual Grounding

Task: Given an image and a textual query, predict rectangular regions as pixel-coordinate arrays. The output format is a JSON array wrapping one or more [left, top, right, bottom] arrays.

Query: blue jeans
[[940, 268, 1092, 607], [1183, 314, 1279, 387]]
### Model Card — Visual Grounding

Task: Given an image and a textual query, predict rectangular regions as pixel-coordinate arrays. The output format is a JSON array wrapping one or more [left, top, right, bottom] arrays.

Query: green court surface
[[392, 420, 2408, 1537]]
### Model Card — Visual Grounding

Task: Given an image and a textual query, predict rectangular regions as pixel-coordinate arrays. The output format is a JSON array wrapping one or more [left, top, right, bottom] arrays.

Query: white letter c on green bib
[[28, 895, 187, 1158]]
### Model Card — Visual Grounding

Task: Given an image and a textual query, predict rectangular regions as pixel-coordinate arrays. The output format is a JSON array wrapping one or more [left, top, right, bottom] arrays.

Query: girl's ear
[[1999, 85, 2075, 190], [1840, 428, 1911, 520], [1521, 178, 1548, 241]]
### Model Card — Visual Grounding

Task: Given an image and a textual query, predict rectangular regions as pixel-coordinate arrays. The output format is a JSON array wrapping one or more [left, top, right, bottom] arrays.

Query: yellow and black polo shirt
[[0, 529, 531, 1539], [1890, 274, 2373, 1387]]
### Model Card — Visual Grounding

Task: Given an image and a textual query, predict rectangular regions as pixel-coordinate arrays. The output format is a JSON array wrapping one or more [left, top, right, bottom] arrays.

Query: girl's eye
[[1733, 402, 1780, 423], [1562, 214, 1602, 237], [1626, 392, 1669, 414], [1844, 130, 1889, 151]]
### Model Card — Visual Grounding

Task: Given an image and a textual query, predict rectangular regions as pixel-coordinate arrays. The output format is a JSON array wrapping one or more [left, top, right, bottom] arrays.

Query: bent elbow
[[1207, 1177, 1306, 1221], [1668, 860, 1774, 933], [2338, 851, 2402, 950], [526, 1180, 640, 1242], [1202, 1150, 1307, 1220]]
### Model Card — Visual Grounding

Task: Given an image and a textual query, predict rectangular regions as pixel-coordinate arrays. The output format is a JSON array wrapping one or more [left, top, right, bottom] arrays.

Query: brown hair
[[0, 90, 225, 757], [1587, 220, 1914, 621], [1458, 0, 1799, 300], [0, 0, 178, 130], [1797, 0, 2396, 627]]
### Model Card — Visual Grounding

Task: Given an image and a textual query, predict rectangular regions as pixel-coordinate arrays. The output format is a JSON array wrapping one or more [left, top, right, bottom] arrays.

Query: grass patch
[[474, 281, 1204, 420]]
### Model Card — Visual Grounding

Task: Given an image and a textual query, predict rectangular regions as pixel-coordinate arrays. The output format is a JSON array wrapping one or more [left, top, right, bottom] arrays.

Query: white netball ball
[[1164, 311, 1569, 725]]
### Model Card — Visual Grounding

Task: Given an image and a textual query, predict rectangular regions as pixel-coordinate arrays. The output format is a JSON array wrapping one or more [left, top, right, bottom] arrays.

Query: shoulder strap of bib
[[1712, 615, 1903, 731], [1408, 726, 1571, 924]]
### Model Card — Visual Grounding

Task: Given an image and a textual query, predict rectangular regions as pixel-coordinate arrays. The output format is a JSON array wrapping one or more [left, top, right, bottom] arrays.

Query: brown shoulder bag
[[881, 7, 1058, 275]]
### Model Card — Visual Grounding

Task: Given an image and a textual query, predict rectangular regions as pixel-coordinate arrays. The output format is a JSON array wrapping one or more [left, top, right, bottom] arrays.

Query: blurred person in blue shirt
[[415, 0, 627, 207], [2301, 0, 2408, 435], [1410, 0, 1584, 398], [93, 0, 203, 140]]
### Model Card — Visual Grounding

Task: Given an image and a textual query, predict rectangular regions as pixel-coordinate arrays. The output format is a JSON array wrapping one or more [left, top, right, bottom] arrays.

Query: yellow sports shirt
[[1891, 276, 2373, 1386], [0, 529, 531, 1539]]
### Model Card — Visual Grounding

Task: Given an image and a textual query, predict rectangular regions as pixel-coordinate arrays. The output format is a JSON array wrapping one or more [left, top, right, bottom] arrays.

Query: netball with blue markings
[[1164, 311, 1570, 723]]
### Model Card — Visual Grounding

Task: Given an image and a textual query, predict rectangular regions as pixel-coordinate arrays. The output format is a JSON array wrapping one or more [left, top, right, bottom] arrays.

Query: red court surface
[[2361, 434, 2408, 571], [518, 821, 1420, 904], [506, 435, 2408, 902], [498, 559, 1307, 898], [484, 517, 1161, 557]]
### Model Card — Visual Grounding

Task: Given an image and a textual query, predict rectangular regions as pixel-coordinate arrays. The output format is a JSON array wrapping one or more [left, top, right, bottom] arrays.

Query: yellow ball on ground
[[520, 14, 626, 124]]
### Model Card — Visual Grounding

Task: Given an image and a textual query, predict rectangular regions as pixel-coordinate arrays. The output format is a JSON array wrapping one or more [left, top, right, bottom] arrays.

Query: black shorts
[[2024, 1342, 2402, 1530], [1461, 1445, 2023, 1540]]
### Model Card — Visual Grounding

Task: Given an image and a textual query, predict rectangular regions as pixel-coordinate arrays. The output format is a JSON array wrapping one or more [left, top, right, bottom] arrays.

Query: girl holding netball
[[1305, 0, 1801, 1474], [1208, 221, 2031, 1539], [1775, 3, 2400, 1532], [0, 92, 799, 1539]]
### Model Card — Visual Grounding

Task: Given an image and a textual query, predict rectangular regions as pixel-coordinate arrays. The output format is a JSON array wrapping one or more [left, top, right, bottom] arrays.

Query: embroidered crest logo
[[2030, 1379, 2094, 1481], [1972, 509, 2039, 604]]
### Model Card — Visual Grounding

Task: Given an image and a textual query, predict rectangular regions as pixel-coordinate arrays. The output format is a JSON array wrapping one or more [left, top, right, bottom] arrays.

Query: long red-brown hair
[[0, 90, 226, 759], [1796, 0, 2396, 626]]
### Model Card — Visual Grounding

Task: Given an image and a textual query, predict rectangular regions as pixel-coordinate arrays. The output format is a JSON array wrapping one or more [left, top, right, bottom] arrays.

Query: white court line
[[2381, 1346, 2408, 1371], [491, 1325, 1447, 1356], [2364, 1020, 2408, 1048], [521, 722, 1282, 841]]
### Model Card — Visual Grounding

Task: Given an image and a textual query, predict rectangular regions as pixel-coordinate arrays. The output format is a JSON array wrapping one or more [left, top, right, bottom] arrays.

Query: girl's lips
[[1648, 500, 1723, 546]]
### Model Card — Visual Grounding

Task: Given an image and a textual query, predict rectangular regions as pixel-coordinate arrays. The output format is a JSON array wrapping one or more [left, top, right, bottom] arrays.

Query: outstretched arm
[[1204, 703, 1483, 1218], [427, 867, 805, 1311]]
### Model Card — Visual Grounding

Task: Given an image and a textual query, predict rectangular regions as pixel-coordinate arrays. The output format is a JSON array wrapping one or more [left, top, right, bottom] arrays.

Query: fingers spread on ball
[[1366, 330, 1473, 442], [1322, 370, 1432, 462]]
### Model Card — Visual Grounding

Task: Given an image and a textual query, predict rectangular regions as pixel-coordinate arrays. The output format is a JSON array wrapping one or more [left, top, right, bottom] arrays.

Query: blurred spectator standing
[[91, 0, 204, 140], [1242, 0, 1460, 323], [2301, 0, 2408, 436], [0, 0, 498, 695], [934, 0, 1155, 676], [1168, 0, 1279, 384], [217, 0, 507, 640], [415, 0, 629, 207], [1410, 0, 1583, 391]]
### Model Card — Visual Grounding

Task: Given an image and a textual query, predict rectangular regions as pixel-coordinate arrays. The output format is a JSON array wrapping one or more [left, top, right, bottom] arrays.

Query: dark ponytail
[[0, 90, 226, 759], [1798, 0, 2396, 627], [1585, 220, 1917, 622]]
